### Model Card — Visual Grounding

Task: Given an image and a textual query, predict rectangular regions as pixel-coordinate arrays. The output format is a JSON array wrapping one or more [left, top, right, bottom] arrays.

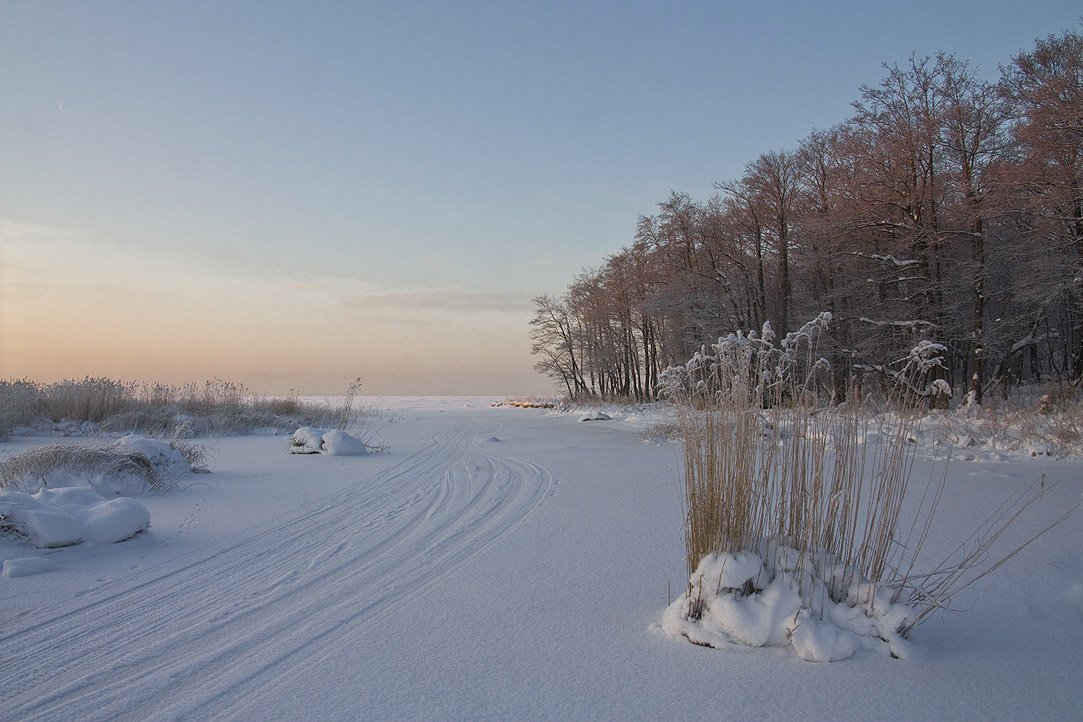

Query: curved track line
[[1, 424, 553, 721]]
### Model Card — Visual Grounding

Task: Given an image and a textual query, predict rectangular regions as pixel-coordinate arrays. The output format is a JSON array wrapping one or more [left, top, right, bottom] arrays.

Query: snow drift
[[0, 488, 150, 550]]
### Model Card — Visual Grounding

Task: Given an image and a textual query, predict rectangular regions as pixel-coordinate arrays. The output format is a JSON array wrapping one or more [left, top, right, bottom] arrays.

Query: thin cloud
[[340, 289, 533, 314]]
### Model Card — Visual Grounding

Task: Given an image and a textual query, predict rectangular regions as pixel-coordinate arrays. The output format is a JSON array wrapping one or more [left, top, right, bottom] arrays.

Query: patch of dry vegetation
[[0, 445, 157, 494], [924, 388, 1083, 458], [0, 377, 375, 439], [0, 438, 208, 496]]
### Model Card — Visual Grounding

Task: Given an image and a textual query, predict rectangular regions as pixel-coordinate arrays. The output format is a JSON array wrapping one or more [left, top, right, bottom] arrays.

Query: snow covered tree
[[1000, 28, 1083, 379]]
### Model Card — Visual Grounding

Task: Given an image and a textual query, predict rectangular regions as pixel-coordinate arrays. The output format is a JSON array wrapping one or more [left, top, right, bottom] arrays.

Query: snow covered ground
[[1, 397, 1081, 720]]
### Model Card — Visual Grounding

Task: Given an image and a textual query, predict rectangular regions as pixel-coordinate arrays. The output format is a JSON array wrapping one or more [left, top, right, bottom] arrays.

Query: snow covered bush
[[659, 314, 1060, 661], [924, 391, 1083, 459], [113, 434, 202, 479], [0, 436, 200, 496]]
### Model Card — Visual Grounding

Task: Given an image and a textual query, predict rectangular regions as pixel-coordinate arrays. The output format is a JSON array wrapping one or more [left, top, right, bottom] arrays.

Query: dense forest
[[531, 28, 1083, 404]]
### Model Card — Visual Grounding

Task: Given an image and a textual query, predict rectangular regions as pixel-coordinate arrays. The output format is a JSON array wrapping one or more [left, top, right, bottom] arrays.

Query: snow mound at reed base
[[660, 549, 915, 662]]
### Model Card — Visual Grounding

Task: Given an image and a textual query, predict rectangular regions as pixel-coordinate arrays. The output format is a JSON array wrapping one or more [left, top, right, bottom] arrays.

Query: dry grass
[[330, 378, 364, 430], [0, 445, 160, 494], [173, 439, 210, 477], [662, 315, 836, 580], [661, 314, 1064, 635], [0, 436, 208, 494]]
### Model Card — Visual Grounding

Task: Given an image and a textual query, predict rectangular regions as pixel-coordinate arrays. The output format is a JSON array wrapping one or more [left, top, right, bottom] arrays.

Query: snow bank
[[288, 427, 369, 456], [0, 488, 150, 548], [660, 549, 915, 662]]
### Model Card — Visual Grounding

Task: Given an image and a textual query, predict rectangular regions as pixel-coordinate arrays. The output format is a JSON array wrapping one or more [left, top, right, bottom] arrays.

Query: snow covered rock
[[0, 492, 83, 547], [79, 496, 151, 543], [289, 427, 328, 454], [789, 611, 859, 662], [578, 411, 611, 422], [289, 427, 369, 456]]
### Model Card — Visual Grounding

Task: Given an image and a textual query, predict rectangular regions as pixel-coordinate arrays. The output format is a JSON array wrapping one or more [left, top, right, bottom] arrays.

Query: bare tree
[[938, 54, 1011, 402], [529, 294, 583, 397]]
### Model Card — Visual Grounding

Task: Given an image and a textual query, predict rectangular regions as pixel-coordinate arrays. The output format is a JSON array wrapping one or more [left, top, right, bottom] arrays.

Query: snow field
[[1, 399, 1081, 719], [1, 415, 551, 719]]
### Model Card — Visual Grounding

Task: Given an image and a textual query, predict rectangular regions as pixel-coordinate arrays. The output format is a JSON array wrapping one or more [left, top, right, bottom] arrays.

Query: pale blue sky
[[1, 1, 1079, 394]]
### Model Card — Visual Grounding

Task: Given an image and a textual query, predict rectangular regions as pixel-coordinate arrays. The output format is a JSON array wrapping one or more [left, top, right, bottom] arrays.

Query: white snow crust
[[1, 397, 1080, 720]]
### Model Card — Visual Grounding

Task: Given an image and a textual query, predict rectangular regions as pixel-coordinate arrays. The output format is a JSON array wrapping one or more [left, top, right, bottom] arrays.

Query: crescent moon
[[58, 102, 64, 112]]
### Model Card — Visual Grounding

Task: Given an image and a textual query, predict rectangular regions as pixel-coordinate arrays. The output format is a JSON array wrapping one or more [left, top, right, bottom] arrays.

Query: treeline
[[531, 28, 1083, 404]]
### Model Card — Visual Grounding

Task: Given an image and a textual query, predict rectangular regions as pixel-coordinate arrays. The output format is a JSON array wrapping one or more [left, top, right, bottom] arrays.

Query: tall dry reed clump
[[659, 313, 1064, 661]]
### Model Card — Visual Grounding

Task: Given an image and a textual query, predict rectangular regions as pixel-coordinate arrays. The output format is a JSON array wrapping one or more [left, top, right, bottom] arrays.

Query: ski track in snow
[[0, 423, 553, 721]]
